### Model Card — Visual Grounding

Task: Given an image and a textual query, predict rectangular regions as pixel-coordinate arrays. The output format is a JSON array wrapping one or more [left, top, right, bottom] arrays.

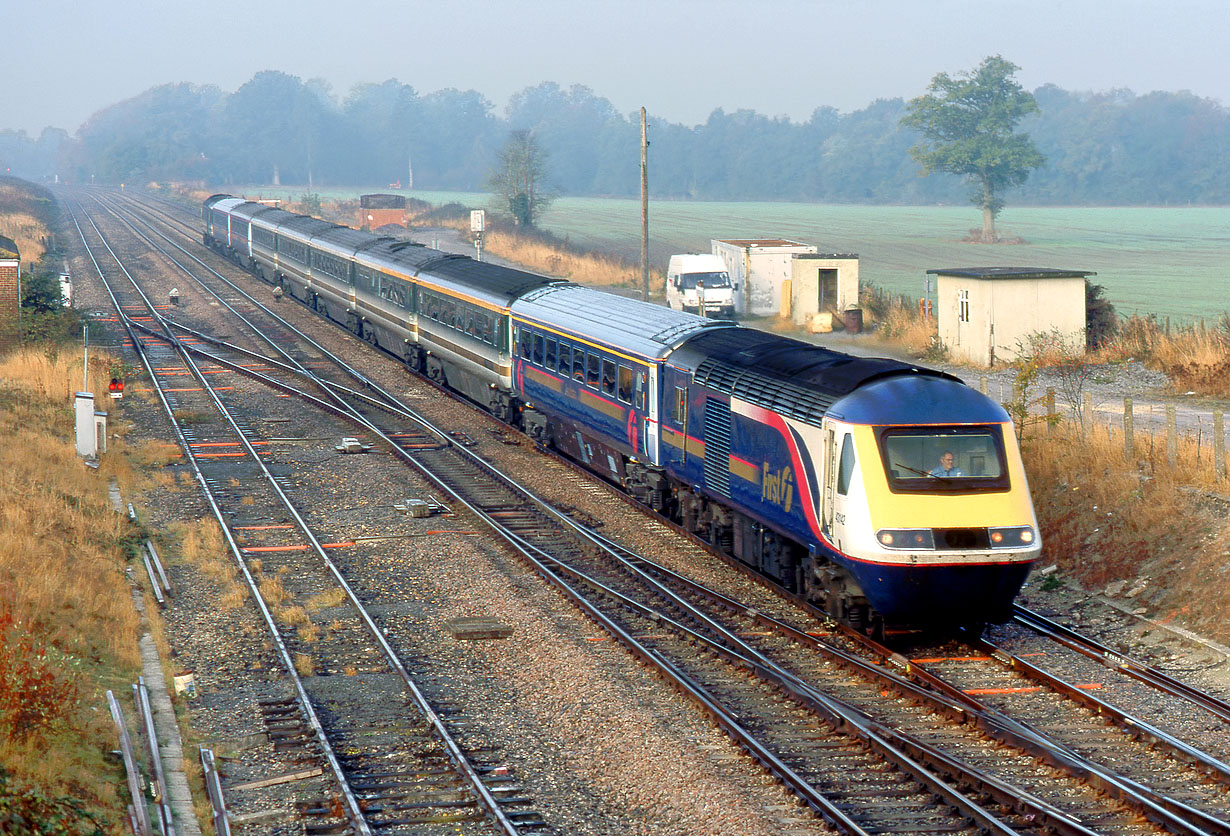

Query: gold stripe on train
[[525, 367, 564, 392], [728, 456, 760, 484], [579, 389, 626, 420]]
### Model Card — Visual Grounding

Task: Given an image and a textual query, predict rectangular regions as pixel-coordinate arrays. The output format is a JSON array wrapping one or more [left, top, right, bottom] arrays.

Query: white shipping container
[[711, 239, 817, 316]]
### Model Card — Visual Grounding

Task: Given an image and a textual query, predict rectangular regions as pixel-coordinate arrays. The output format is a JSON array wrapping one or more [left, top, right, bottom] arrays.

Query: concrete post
[[1166, 405, 1177, 469], [1123, 397, 1134, 462], [1215, 409, 1225, 480]]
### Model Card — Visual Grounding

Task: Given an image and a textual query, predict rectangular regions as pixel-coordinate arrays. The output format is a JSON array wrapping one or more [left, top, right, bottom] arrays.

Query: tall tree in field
[[901, 55, 1044, 242], [487, 130, 554, 227]]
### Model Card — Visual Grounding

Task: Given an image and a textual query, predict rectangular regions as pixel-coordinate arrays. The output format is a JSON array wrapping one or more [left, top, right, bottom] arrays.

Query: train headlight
[[989, 526, 1036, 548], [876, 529, 934, 550]]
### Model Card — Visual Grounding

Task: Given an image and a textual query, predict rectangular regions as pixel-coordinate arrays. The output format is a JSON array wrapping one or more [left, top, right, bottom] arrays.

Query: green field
[[233, 186, 1230, 324]]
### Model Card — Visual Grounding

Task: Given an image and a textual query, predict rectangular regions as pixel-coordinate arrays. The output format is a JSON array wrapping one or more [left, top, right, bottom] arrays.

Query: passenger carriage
[[509, 285, 730, 491]]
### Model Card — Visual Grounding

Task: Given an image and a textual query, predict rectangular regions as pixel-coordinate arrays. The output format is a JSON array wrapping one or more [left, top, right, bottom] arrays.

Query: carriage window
[[617, 365, 634, 403], [544, 339, 557, 369], [878, 426, 1010, 493], [673, 387, 687, 424], [572, 348, 586, 381], [532, 334, 545, 365], [587, 353, 602, 387], [558, 342, 571, 375], [836, 434, 856, 496], [601, 359, 617, 396], [519, 329, 532, 360]]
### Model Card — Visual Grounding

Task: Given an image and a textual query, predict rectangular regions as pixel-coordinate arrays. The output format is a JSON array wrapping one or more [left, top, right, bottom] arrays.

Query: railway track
[[71, 188, 1230, 835], [68, 198, 540, 836]]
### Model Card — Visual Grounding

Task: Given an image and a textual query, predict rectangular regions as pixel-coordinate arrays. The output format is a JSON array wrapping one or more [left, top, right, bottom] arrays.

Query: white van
[[665, 254, 736, 318]]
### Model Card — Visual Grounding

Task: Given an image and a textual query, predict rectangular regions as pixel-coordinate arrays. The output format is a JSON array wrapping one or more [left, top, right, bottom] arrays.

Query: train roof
[[226, 201, 282, 223], [276, 215, 339, 242], [827, 374, 1010, 425], [512, 286, 733, 360], [311, 225, 386, 259], [671, 327, 957, 426], [207, 196, 248, 215], [412, 253, 560, 303]]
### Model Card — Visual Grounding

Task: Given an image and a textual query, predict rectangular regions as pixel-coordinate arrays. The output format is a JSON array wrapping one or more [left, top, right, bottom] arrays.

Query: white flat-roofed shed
[[789, 252, 860, 326], [929, 266, 1093, 367], [712, 238, 817, 316]]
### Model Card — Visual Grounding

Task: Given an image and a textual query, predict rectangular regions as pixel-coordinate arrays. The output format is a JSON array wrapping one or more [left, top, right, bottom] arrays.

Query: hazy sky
[[7, 0, 1228, 135]]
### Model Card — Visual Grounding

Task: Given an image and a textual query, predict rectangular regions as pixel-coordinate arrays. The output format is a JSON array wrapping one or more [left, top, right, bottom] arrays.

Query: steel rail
[[1013, 604, 1230, 724], [68, 203, 378, 836], [71, 202, 523, 836]]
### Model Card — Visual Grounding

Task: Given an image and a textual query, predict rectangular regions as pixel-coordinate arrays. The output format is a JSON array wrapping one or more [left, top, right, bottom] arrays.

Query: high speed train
[[204, 194, 1041, 634]]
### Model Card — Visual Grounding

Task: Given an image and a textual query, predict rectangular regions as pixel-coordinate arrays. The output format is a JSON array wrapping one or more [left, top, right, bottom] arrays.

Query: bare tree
[[487, 130, 555, 227]]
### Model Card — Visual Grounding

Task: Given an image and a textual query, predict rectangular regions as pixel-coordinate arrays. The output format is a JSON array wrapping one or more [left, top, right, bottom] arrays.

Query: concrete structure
[[712, 238, 817, 316], [359, 193, 407, 230], [788, 253, 860, 328], [0, 235, 20, 354], [929, 267, 1092, 367]]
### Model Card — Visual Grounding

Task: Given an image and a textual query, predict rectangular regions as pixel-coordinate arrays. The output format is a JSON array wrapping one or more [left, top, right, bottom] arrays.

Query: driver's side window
[[836, 434, 855, 496]]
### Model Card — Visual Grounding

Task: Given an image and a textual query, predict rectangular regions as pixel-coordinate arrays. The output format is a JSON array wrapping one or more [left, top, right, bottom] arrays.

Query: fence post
[[1082, 392, 1093, 434], [979, 375, 988, 395], [1216, 409, 1226, 480], [1166, 405, 1177, 469], [1045, 388, 1055, 434], [1123, 397, 1134, 462]]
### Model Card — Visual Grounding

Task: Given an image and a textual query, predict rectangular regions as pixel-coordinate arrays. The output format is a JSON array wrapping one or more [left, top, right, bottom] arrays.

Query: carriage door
[[645, 365, 660, 465], [822, 426, 837, 537]]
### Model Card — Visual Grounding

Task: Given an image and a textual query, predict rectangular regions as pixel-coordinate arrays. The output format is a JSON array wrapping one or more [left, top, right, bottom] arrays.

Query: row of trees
[[5, 69, 1230, 207]]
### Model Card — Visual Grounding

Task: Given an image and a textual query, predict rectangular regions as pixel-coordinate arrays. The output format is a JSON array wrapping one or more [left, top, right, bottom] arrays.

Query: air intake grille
[[695, 358, 835, 426], [703, 398, 732, 499]]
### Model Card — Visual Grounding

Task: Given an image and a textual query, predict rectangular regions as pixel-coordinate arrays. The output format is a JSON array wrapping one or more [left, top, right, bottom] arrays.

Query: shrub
[[0, 768, 104, 836], [0, 606, 80, 742]]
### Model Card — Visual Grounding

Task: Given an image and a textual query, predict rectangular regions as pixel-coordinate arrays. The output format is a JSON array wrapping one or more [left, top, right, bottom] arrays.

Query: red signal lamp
[[108, 378, 124, 399]]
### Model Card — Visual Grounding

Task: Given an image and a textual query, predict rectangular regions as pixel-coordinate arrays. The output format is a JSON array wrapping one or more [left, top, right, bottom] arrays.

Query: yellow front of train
[[820, 375, 1041, 627]]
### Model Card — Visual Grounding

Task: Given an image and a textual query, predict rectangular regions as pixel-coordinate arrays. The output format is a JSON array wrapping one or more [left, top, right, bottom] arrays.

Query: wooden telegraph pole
[[640, 107, 649, 302]]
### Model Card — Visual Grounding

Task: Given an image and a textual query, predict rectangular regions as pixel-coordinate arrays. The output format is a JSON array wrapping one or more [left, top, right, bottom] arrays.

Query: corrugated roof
[[926, 267, 1095, 280], [512, 285, 732, 360], [0, 235, 18, 260]]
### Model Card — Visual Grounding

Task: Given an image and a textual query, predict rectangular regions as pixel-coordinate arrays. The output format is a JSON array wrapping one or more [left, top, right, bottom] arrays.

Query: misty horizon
[[4, 0, 1229, 137]]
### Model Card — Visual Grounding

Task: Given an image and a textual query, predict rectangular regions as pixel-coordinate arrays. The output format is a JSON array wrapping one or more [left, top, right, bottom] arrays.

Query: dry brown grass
[[0, 348, 143, 819], [1094, 315, 1230, 397], [0, 180, 52, 263], [306, 588, 347, 611], [483, 230, 647, 288], [875, 304, 940, 357], [172, 517, 246, 616], [258, 575, 288, 607], [1021, 416, 1230, 642], [294, 652, 315, 676], [0, 210, 47, 264], [275, 604, 309, 628], [402, 207, 652, 290]]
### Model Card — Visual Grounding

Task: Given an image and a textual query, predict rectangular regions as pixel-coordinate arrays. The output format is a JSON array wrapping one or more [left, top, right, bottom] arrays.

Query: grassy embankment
[[0, 180, 221, 832], [0, 345, 145, 831]]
